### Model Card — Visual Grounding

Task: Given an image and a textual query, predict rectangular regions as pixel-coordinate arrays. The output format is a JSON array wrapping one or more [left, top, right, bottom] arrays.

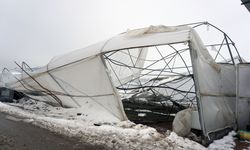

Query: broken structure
[[1, 22, 249, 143]]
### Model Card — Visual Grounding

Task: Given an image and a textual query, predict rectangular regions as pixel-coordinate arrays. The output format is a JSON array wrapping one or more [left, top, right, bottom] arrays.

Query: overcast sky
[[0, 0, 249, 71]]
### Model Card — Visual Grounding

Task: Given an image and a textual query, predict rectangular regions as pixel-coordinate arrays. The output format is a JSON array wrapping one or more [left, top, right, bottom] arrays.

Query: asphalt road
[[0, 113, 106, 150]]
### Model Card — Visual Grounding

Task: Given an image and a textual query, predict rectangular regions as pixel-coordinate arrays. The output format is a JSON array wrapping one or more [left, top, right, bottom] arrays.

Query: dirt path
[[0, 113, 106, 150]]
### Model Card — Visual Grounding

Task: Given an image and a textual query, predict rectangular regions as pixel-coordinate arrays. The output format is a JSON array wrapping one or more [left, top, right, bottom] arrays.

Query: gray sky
[[0, 0, 249, 71]]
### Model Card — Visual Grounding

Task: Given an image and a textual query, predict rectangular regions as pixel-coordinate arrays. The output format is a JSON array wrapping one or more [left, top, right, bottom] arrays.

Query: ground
[[0, 99, 249, 150], [0, 113, 106, 150]]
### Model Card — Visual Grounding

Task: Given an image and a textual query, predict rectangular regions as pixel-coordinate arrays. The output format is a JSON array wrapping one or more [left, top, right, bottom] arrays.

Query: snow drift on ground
[[208, 131, 236, 150], [0, 99, 206, 150], [1, 99, 241, 150]]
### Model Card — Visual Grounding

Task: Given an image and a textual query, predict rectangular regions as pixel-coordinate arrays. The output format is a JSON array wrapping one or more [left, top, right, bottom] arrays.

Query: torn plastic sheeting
[[1, 24, 238, 141], [172, 108, 192, 137]]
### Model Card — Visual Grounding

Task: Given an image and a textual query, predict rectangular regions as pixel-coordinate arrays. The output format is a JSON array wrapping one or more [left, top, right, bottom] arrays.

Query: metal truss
[[103, 22, 242, 117], [180, 22, 242, 64], [103, 43, 196, 112], [1, 22, 242, 118]]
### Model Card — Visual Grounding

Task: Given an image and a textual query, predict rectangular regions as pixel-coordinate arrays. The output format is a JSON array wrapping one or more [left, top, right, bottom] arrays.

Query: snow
[[135, 109, 152, 113], [125, 108, 132, 111], [9, 98, 120, 124], [208, 131, 237, 150], [0, 99, 206, 150], [133, 109, 175, 116], [167, 132, 206, 150], [138, 113, 147, 117]]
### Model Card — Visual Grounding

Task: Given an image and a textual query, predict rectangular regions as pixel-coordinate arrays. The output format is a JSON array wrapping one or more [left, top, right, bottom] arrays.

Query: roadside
[[0, 113, 106, 150]]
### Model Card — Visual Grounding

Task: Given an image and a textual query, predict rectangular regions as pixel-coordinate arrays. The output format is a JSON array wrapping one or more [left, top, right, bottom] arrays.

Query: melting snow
[[208, 131, 237, 150], [0, 99, 232, 150]]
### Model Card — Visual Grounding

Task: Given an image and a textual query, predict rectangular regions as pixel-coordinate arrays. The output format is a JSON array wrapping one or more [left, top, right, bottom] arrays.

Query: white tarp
[[189, 29, 236, 138], [105, 47, 148, 87], [172, 108, 192, 136], [236, 64, 250, 130], [5, 56, 128, 122], [2, 25, 237, 139]]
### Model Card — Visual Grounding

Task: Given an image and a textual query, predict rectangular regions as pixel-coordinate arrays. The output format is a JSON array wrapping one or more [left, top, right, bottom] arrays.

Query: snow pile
[[14, 98, 52, 113], [167, 132, 206, 150], [10, 98, 120, 123], [208, 131, 236, 150], [0, 101, 205, 150]]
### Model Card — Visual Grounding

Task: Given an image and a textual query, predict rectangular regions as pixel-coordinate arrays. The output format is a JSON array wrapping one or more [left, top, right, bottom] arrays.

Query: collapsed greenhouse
[[1, 22, 249, 143]]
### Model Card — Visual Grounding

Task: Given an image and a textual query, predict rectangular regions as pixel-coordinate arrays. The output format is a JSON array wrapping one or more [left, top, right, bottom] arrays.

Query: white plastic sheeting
[[106, 47, 148, 87], [2, 25, 237, 139], [6, 56, 128, 122], [189, 29, 236, 138], [236, 64, 250, 130], [172, 108, 192, 136]]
